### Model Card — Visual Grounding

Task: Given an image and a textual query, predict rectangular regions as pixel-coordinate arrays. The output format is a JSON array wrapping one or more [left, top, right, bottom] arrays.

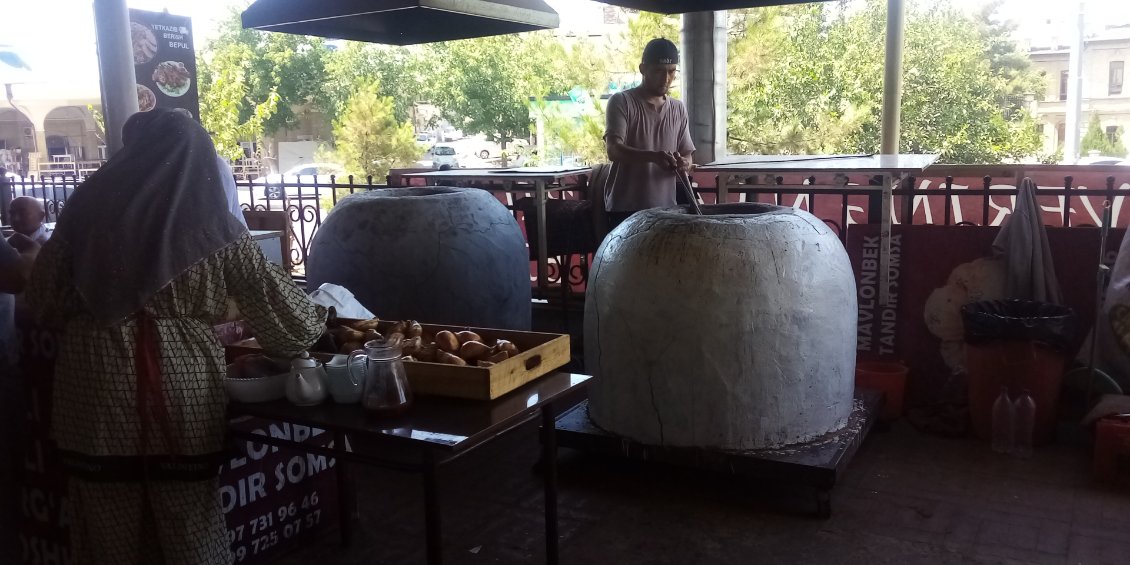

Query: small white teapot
[[286, 352, 328, 406]]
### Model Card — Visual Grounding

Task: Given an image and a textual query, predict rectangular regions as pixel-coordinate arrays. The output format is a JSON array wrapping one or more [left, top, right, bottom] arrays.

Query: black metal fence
[[6, 167, 1129, 281], [699, 167, 1130, 244]]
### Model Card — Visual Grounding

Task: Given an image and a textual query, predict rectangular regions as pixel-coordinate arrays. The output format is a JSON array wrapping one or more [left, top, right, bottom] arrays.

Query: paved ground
[[269, 418, 1130, 565]]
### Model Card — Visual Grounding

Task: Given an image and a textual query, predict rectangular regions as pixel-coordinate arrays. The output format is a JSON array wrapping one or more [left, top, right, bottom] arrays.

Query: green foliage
[[422, 33, 602, 149], [975, 0, 1046, 115], [206, 10, 333, 134], [86, 104, 105, 145], [332, 80, 422, 180], [726, 0, 1044, 164], [194, 0, 1049, 170], [323, 43, 426, 125], [1038, 147, 1064, 165], [618, 11, 680, 72], [197, 40, 279, 161], [1080, 113, 1128, 158], [538, 98, 607, 165]]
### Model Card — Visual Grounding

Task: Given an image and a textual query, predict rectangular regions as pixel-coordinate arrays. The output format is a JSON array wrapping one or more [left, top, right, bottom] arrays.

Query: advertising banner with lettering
[[705, 171, 1130, 229], [16, 312, 69, 565], [128, 9, 200, 119], [16, 310, 338, 565], [845, 224, 1123, 407], [222, 419, 339, 564]]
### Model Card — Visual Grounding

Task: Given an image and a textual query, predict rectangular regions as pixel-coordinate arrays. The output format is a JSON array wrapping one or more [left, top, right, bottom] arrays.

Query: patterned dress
[[27, 233, 326, 565]]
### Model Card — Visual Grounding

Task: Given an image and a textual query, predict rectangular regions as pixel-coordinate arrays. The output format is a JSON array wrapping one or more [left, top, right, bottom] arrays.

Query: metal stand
[[554, 391, 883, 519]]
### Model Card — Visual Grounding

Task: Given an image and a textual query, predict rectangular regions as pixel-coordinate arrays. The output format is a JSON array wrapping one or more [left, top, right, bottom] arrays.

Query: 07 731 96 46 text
[[228, 491, 322, 562]]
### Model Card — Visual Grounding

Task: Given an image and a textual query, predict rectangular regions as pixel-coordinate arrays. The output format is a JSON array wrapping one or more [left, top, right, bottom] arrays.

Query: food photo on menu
[[153, 61, 192, 97], [136, 84, 157, 112], [131, 21, 157, 64]]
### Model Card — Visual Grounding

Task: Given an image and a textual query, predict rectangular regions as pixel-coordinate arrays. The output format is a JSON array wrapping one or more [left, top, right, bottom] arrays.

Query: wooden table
[[698, 154, 938, 305], [227, 372, 592, 565], [401, 168, 592, 292]]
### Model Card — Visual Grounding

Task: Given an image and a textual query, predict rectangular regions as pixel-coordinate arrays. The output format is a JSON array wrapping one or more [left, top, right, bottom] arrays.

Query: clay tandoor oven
[[585, 203, 858, 450], [307, 187, 532, 330]]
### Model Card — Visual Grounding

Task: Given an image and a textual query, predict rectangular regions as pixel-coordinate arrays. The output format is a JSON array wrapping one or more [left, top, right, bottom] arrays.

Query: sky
[[4, 0, 1130, 98]]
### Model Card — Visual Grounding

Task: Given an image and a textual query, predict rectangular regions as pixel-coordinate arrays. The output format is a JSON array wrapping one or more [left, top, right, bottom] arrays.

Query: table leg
[[423, 451, 443, 565], [536, 180, 549, 292], [541, 407, 559, 565], [334, 431, 353, 548]]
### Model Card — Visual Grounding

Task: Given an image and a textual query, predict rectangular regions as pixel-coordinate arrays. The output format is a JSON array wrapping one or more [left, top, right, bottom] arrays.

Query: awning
[[241, 0, 560, 45], [593, 0, 824, 14], [0, 45, 35, 85]]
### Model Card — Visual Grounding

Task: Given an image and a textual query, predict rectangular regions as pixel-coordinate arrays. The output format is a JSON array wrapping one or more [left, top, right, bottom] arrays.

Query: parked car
[[3, 172, 61, 198], [1076, 156, 1130, 166], [252, 163, 347, 200], [430, 144, 460, 170], [438, 127, 464, 142]]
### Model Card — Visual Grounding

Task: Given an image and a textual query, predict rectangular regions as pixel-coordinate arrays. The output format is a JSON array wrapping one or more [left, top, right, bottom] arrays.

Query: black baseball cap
[[641, 38, 679, 65]]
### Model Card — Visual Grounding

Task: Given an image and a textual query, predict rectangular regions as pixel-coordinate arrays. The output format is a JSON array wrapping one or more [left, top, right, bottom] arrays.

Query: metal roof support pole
[[93, 0, 139, 157], [880, 0, 905, 155], [878, 0, 905, 306], [681, 10, 728, 165], [1064, 1, 1085, 164]]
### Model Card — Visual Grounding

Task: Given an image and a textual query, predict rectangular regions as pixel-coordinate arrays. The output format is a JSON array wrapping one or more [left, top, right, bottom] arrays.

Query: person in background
[[9, 196, 50, 244], [603, 37, 696, 229], [216, 155, 249, 228], [26, 108, 325, 564], [170, 108, 248, 228], [0, 230, 38, 357]]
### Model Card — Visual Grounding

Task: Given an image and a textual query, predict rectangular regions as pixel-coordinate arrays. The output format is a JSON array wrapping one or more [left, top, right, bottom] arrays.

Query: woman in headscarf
[[26, 108, 326, 564]]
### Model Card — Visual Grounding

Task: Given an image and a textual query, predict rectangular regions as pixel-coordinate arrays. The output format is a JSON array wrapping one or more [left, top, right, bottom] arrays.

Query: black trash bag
[[961, 299, 1076, 352]]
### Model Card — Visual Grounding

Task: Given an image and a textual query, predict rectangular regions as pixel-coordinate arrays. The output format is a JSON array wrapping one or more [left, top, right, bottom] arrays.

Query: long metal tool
[[1086, 200, 1114, 409], [678, 169, 703, 215]]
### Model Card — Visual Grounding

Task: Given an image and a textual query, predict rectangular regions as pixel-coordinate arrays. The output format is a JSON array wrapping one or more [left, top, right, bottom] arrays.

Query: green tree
[[324, 43, 427, 125], [422, 33, 601, 155], [537, 98, 607, 165], [332, 80, 422, 180], [200, 10, 333, 135], [197, 40, 279, 161], [1080, 113, 1128, 158], [617, 11, 680, 73], [726, 0, 1043, 164], [975, 0, 1046, 116]]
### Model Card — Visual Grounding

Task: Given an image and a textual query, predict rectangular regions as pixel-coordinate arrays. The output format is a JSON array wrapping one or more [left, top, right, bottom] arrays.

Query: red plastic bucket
[[855, 361, 908, 421]]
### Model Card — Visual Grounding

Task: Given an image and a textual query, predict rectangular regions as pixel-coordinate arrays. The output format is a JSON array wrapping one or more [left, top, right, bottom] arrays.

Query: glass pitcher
[[348, 339, 413, 416]]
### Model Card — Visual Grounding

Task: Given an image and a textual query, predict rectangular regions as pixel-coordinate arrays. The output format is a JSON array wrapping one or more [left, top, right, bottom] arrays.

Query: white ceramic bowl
[[224, 372, 288, 403]]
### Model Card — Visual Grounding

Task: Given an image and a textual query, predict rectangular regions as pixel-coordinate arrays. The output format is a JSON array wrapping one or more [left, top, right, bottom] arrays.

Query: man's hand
[[652, 151, 681, 171], [675, 153, 694, 173], [7, 233, 39, 256]]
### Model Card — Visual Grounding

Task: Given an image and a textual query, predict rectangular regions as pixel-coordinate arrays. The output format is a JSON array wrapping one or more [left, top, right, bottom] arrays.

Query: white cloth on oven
[[308, 283, 375, 320]]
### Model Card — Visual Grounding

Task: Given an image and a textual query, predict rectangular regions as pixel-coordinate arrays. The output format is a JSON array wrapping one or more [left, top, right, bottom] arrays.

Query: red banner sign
[[845, 224, 1122, 406]]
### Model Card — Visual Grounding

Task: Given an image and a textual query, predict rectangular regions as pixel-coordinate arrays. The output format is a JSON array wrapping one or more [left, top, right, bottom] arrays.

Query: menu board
[[128, 9, 200, 119]]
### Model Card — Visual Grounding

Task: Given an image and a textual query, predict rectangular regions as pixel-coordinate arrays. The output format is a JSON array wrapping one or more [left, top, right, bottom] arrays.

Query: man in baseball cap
[[602, 38, 695, 228]]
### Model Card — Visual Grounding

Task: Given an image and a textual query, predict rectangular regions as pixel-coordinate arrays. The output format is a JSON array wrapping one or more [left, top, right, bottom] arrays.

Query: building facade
[[1030, 26, 1130, 161]]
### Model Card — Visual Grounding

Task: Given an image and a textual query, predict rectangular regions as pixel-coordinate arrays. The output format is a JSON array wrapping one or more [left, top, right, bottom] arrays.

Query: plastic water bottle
[[1013, 390, 1036, 459], [991, 386, 1014, 454]]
